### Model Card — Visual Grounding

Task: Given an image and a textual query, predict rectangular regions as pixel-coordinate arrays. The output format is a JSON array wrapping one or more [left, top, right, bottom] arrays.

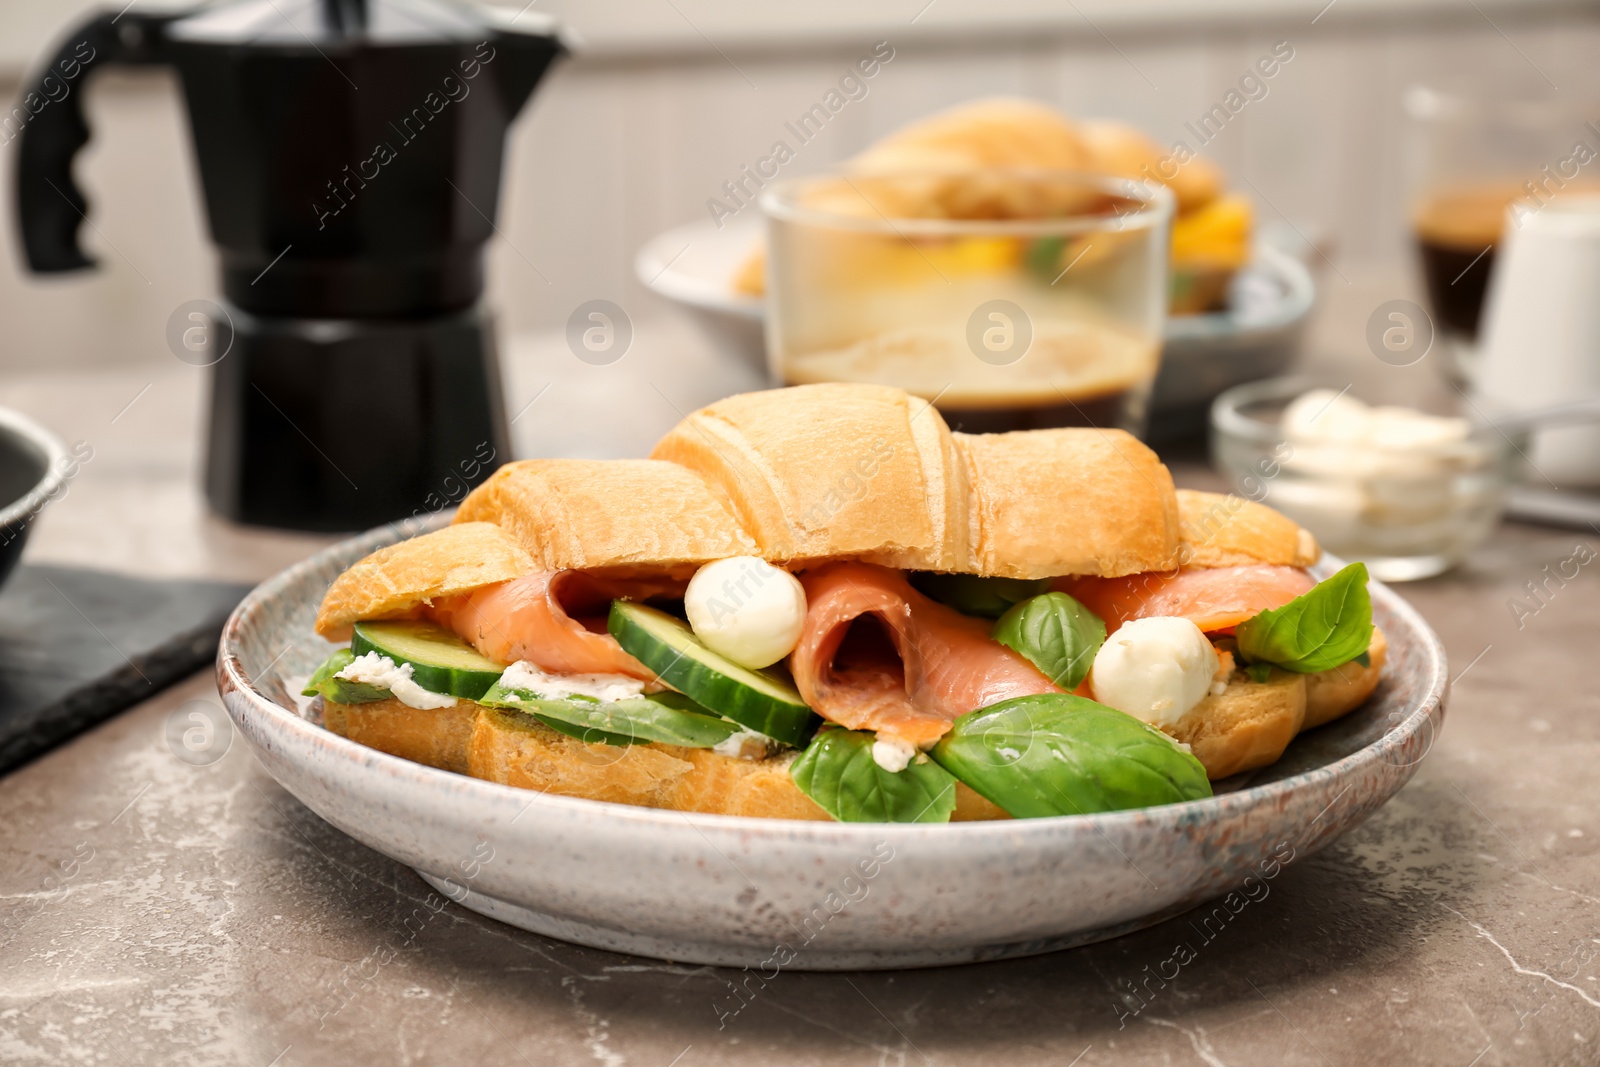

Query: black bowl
[[0, 408, 69, 590]]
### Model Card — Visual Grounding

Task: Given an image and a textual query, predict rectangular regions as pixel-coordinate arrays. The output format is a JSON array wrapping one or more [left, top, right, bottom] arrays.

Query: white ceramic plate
[[219, 522, 1447, 970]]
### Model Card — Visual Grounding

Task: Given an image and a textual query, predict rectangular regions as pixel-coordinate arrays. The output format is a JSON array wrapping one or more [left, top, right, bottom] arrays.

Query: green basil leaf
[[531, 714, 637, 747], [1244, 662, 1274, 684], [1025, 236, 1069, 282], [930, 694, 1211, 818], [303, 649, 353, 692], [910, 573, 1051, 618], [1235, 562, 1373, 674], [991, 592, 1106, 690], [302, 649, 391, 704], [790, 729, 956, 823], [479, 684, 744, 749]]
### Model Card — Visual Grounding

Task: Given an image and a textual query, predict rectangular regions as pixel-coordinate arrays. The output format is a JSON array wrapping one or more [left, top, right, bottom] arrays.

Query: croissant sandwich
[[303, 384, 1384, 824]]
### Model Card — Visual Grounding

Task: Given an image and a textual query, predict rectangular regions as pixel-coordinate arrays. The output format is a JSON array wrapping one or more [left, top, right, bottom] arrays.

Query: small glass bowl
[[1210, 376, 1523, 581]]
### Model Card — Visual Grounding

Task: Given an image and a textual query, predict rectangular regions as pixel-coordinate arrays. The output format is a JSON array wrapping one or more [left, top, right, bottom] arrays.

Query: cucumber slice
[[607, 601, 818, 747], [481, 683, 744, 749], [351, 620, 507, 700]]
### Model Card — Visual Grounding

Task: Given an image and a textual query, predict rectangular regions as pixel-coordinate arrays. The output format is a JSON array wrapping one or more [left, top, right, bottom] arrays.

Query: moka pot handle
[[13, 9, 191, 273]]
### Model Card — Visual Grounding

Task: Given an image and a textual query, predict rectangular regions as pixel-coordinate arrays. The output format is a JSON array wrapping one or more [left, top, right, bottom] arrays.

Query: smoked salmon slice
[[430, 572, 683, 680], [1058, 565, 1315, 635], [791, 562, 1060, 745]]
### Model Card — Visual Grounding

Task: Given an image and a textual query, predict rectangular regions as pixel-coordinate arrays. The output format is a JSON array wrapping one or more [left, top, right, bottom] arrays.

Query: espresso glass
[[1403, 85, 1600, 384], [760, 170, 1173, 435]]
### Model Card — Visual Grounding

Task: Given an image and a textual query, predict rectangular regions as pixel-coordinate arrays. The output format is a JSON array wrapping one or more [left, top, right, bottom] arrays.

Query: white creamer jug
[[1476, 196, 1600, 487]]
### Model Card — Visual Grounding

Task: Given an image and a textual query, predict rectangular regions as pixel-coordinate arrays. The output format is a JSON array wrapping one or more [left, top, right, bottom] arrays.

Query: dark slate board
[[0, 564, 250, 774]]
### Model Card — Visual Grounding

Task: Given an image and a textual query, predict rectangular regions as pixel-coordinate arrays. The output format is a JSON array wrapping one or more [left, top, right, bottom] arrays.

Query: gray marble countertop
[[3, 320, 1599, 1066]]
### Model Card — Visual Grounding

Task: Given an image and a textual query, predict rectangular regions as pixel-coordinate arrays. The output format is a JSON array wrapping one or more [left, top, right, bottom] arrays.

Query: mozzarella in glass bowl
[[1212, 377, 1518, 581]]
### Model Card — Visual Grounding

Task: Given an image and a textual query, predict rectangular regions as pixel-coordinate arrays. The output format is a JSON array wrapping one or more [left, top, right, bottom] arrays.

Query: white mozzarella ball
[[1089, 617, 1220, 728], [1282, 388, 1371, 444], [684, 557, 807, 669]]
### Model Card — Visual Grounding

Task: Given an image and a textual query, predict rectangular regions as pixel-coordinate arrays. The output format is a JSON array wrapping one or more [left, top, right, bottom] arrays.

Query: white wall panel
[[2, 7, 1599, 372]]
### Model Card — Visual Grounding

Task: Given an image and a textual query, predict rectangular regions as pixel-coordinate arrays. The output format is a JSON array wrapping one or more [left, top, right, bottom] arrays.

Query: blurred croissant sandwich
[[304, 384, 1382, 824], [731, 97, 1252, 315]]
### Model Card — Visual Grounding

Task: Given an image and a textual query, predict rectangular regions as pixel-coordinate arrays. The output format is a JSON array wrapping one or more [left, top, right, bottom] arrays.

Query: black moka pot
[[13, 0, 565, 531]]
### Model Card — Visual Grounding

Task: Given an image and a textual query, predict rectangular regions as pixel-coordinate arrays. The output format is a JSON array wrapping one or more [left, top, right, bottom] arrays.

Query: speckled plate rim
[[216, 518, 1449, 848]]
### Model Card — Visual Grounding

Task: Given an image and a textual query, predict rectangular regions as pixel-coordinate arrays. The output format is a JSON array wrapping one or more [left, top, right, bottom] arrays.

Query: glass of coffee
[[759, 170, 1173, 435], [1404, 86, 1600, 383]]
